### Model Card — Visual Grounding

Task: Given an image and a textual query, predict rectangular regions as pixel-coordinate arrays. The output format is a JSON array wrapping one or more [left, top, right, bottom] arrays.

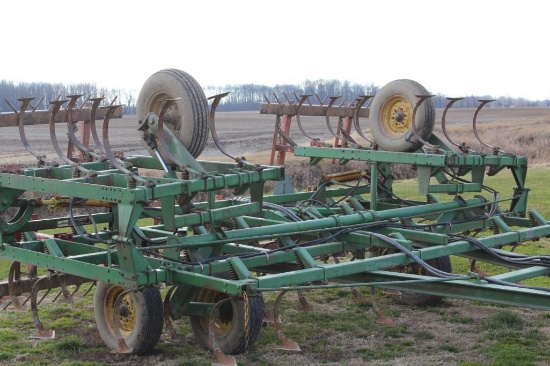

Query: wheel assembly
[[369, 79, 435, 152], [189, 287, 263, 355], [93, 282, 163, 354], [137, 68, 209, 160]]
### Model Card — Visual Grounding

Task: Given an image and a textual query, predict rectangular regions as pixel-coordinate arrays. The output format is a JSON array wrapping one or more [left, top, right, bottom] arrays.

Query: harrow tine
[[353, 95, 375, 144], [325, 96, 342, 140], [282, 92, 294, 105], [472, 99, 504, 155], [350, 287, 369, 303], [272, 93, 282, 104], [7, 262, 27, 312], [15, 97, 55, 166], [411, 94, 438, 153], [49, 100, 98, 177], [37, 288, 51, 305], [30, 277, 55, 339], [163, 286, 187, 345], [441, 97, 473, 153], [208, 93, 249, 166], [338, 96, 349, 108], [296, 290, 313, 311], [315, 94, 328, 106], [100, 105, 151, 185], [295, 95, 316, 140], [58, 274, 74, 302], [65, 94, 83, 161], [277, 128, 298, 147], [81, 281, 96, 298], [273, 290, 301, 352], [4, 97, 19, 113], [70, 284, 81, 297], [65, 94, 104, 162], [88, 97, 108, 155], [30, 96, 45, 111], [370, 287, 394, 326]]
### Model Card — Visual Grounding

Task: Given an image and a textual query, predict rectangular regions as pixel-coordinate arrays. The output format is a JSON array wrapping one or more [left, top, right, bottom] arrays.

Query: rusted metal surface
[[260, 102, 369, 118], [0, 105, 123, 127]]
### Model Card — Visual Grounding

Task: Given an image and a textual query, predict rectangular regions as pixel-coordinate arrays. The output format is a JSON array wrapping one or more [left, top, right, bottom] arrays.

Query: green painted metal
[[2, 93, 550, 358]]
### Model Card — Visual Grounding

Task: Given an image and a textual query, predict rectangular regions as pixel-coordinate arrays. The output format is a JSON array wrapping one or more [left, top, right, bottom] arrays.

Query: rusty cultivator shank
[[1, 70, 550, 365]]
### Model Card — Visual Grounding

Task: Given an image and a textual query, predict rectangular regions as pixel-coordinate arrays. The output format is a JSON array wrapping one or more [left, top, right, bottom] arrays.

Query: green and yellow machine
[[0, 69, 549, 365]]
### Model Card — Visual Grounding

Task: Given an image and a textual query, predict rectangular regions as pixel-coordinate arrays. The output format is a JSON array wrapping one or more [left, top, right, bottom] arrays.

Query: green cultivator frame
[[1, 69, 550, 365]]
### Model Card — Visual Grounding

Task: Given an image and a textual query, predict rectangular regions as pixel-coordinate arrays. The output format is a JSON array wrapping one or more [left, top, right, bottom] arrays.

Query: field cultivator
[[1, 69, 550, 365]]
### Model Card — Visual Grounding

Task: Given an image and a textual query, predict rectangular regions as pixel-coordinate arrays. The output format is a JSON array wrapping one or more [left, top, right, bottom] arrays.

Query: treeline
[[1, 79, 548, 114], [206, 81, 550, 110], [0, 80, 136, 114]]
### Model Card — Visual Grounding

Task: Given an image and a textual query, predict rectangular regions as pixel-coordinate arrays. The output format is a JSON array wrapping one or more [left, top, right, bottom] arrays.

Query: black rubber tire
[[390, 255, 452, 306], [189, 288, 263, 355], [369, 79, 435, 152], [93, 282, 164, 354], [137, 69, 209, 159]]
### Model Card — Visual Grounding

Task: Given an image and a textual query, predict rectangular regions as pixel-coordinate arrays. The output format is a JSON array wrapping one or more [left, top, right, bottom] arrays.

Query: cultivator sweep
[[1, 69, 550, 365]]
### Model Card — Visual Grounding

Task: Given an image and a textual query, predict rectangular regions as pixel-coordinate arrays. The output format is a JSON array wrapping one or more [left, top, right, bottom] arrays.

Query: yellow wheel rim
[[198, 290, 234, 335], [380, 95, 413, 137], [104, 286, 136, 337]]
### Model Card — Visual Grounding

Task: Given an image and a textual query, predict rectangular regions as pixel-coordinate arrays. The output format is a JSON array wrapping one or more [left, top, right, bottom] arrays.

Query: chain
[[243, 291, 250, 347]]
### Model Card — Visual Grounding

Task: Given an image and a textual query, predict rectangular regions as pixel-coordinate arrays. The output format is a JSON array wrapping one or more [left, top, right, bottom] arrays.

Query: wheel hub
[[381, 96, 413, 135]]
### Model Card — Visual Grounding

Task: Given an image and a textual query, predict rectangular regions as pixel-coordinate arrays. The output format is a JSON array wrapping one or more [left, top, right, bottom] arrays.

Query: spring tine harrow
[[7, 261, 27, 312], [65, 95, 104, 162], [13, 97, 56, 166], [49, 100, 98, 177], [30, 277, 55, 339], [208, 93, 249, 166], [370, 288, 394, 325], [315, 94, 328, 106], [295, 95, 316, 140], [163, 286, 187, 345], [472, 99, 504, 155], [325, 96, 342, 140], [100, 104, 150, 185], [296, 289, 313, 311], [65, 94, 82, 161], [441, 97, 472, 153], [273, 291, 301, 352], [353, 95, 375, 144], [88, 97, 108, 155], [6, 69, 550, 363]]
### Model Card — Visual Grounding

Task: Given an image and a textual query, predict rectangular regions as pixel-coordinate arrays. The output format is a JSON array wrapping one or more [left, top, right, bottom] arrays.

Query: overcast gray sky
[[1, 0, 548, 100]]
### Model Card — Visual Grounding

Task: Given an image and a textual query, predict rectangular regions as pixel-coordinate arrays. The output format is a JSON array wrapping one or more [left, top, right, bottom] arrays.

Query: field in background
[[0, 107, 550, 365]]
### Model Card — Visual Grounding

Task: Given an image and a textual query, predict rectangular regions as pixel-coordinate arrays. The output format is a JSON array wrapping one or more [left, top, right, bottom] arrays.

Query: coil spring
[[489, 220, 500, 235], [127, 178, 136, 189], [179, 250, 190, 262], [294, 252, 305, 270], [528, 212, 536, 228], [228, 263, 239, 280]]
